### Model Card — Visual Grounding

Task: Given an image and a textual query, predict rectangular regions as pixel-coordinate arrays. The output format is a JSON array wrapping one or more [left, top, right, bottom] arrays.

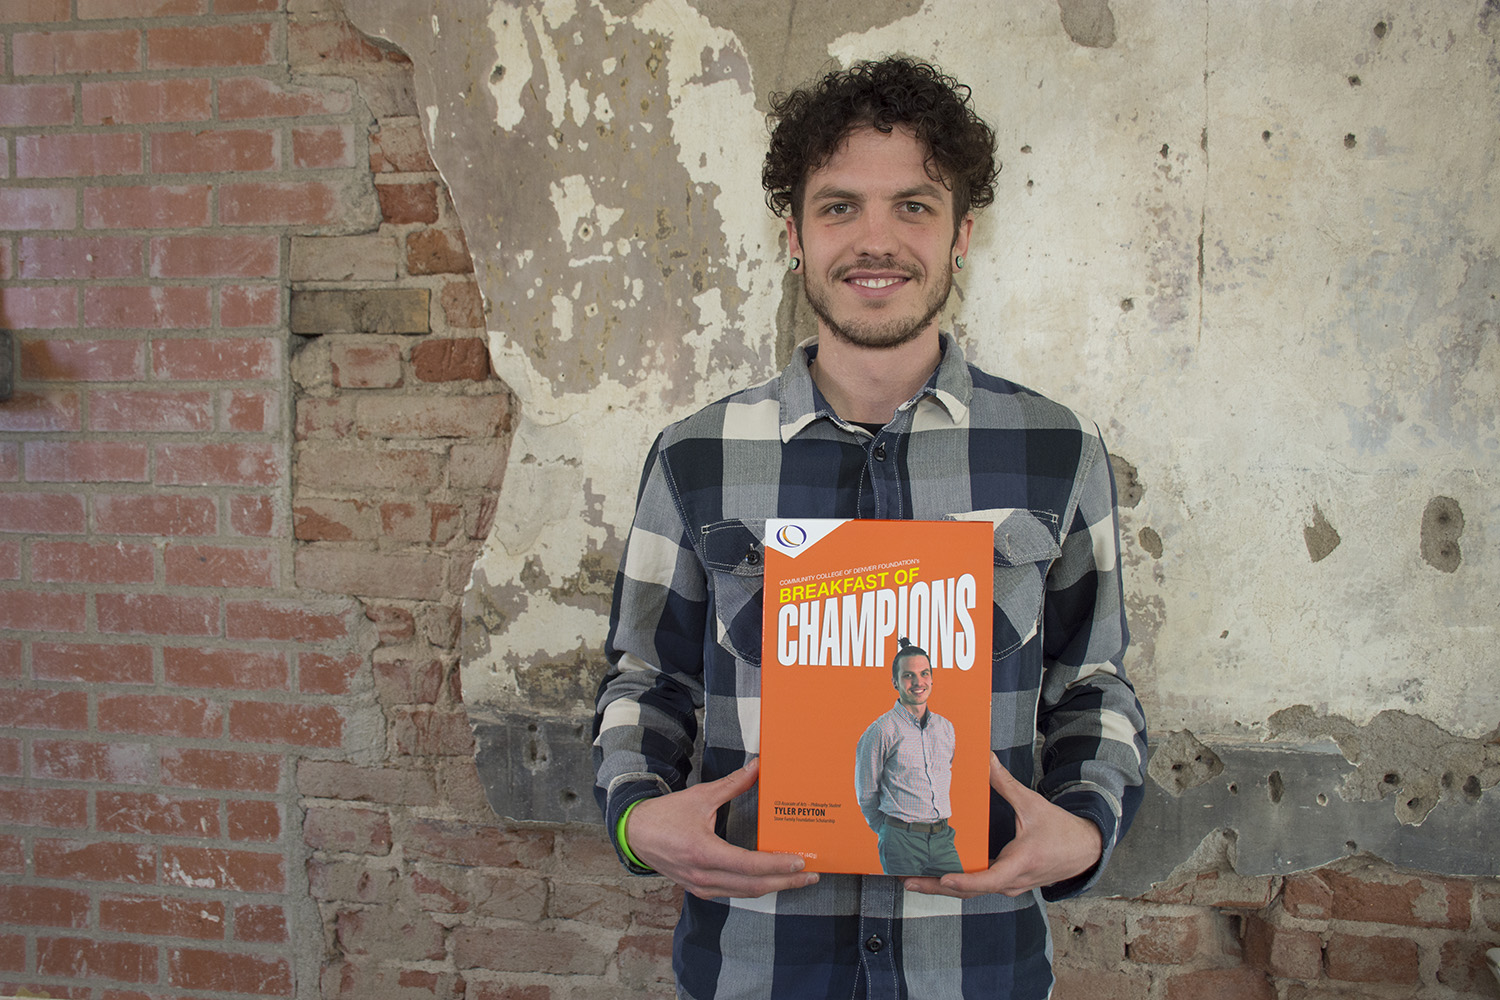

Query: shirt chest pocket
[[951, 508, 1062, 658], [702, 518, 767, 667]]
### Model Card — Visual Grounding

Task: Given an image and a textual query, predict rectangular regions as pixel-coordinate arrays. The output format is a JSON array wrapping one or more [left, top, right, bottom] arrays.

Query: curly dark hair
[[763, 56, 999, 225]]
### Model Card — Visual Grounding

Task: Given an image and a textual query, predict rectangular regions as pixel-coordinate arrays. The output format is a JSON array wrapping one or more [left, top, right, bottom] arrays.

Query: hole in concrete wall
[[1227, 782, 1238, 795], [1147, 730, 1224, 796], [1267, 770, 1284, 803], [1382, 771, 1400, 787], [1345, 840, 1357, 852], [1462, 775, 1482, 802], [1348, 75, 1362, 86], [1374, 20, 1388, 38], [1262, 130, 1272, 142], [1109, 456, 1145, 508], [1344, 133, 1358, 149], [1317, 793, 1328, 806], [1420, 496, 1464, 572]]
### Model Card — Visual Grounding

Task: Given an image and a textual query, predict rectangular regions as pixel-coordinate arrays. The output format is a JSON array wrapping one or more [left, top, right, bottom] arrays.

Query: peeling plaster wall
[[342, 0, 1500, 872]]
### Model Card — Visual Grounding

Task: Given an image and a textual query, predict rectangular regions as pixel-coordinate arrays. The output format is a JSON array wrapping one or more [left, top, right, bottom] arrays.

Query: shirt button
[[865, 935, 884, 953], [873, 442, 887, 461], [745, 548, 761, 566]]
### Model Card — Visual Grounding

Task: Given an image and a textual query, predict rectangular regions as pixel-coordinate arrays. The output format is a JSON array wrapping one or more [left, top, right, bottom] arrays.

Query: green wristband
[[617, 799, 655, 873]]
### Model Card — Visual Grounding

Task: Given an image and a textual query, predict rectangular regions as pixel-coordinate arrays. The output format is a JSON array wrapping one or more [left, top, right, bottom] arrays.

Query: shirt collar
[[778, 333, 973, 442], [889, 699, 932, 730]]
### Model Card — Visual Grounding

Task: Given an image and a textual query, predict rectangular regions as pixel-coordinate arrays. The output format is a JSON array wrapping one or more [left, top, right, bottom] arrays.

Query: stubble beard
[[804, 257, 954, 350]]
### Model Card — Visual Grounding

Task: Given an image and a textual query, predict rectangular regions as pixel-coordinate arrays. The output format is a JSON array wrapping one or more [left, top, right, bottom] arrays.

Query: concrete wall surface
[[2, 1, 1499, 997], [341, 0, 1498, 875]]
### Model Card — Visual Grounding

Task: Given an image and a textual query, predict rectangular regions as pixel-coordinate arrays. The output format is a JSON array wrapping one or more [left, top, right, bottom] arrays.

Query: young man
[[856, 641, 962, 877], [593, 57, 1146, 999]]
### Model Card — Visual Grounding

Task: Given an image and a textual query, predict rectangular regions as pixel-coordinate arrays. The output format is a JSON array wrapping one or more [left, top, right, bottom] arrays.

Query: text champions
[[774, 568, 979, 670]]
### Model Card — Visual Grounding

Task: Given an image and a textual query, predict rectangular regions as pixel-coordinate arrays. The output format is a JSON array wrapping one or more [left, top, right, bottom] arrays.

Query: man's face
[[894, 655, 933, 712], [787, 126, 973, 350]]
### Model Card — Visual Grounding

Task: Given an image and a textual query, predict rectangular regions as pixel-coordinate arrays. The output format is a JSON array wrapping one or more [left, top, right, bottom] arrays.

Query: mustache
[[831, 257, 922, 281]]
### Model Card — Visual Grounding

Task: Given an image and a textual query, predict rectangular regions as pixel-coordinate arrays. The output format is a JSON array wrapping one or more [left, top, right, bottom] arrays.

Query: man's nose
[[853, 209, 899, 258]]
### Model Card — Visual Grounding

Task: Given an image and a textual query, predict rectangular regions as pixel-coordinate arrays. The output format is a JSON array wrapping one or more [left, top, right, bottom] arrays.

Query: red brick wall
[[1, 3, 1496, 1000]]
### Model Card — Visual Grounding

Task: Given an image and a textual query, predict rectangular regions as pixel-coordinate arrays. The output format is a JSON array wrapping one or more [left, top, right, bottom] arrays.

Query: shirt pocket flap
[[702, 518, 766, 574], [949, 508, 1062, 567]]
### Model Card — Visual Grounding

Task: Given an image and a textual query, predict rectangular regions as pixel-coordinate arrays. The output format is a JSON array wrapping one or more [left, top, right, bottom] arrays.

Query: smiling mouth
[[848, 276, 905, 289]]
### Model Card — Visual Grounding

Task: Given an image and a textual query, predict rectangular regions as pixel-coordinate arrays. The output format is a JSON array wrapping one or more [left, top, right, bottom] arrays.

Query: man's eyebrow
[[806, 185, 863, 204], [893, 183, 946, 201]]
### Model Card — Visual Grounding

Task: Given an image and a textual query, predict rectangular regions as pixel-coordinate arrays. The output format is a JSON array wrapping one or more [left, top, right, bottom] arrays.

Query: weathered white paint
[[345, 0, 1499, 741]]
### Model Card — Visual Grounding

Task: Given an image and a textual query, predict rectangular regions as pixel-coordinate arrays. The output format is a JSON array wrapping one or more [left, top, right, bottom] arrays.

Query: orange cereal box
[[757, 518, 993, 876]]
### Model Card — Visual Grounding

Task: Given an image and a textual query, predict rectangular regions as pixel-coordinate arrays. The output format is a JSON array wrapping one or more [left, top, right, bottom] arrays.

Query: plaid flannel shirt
[[593, 335, 1147, 1000]]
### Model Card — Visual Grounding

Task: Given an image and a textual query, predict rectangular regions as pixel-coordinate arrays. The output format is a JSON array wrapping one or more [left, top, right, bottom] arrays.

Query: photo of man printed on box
[[855, 638, 961, 876]]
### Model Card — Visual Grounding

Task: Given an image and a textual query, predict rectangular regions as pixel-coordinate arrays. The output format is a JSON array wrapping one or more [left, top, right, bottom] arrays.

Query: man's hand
[[626, 758, 820, 900], [903, 754, 1103, 899]]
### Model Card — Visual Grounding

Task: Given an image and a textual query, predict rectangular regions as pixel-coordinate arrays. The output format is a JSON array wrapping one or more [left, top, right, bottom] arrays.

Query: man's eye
[[827, 203, 853, 215], [901, 202, 927, 214]]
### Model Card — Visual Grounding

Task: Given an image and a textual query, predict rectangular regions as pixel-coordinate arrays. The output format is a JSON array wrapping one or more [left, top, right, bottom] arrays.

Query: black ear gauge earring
[[954, 255, 965, 270], [790, 257, 801, 271]]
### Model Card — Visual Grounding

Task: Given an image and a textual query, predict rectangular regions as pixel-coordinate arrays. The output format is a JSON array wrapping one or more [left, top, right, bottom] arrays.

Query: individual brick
[[99, 894, 226, 940], [293, 547, 447, 601], [32, 642, 153, 684], [227, 799, 281, 842], [89, 389, 213, 432], [84, 184, 212, 229], [1323, 932, 1419, 984], [228, 701, 344, 749], [94, 494, 217, 536], [150, 234, 278, 278], [218, 75, 352, 119], [0, 389, 82, 432], [159, 747, 281, 792], [84, 285, 212, 329], [1242, 913, 1325, 981], [304, 806, 392, 855], [405, 228, 472, 275], [34, 839, 157, 884], [290, 234, 398, 281], [410, 337, 490, 382], [31, 540, 154, 584], [16, 132, 142, 178], [96, 593, 219, 637], [35, 936, 156, 983], [289, 288, 430, 335], [0, 186, 75, 229], [167, 947, 292, 995], [163, 544, 276, 589], [96, 791, 221, 837], [12, 29, 140, 76], [24, 441, 149, 482], [32, 739, 153, 783], [294, 760, 438, 806], [220, 181, 340, 226], [82, 78, 212, 125], [146, 22, 274, 69], [160, 846, 284, 892], [163, 646, 289, 691], [375, 180, 438, 224], [152, 336, 277, 380], [0, 82, 73, 126], [98, 694, 223, 738]]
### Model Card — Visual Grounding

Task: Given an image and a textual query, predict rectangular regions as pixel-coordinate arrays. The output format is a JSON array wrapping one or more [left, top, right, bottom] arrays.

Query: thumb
[[989, 753, 1029, 805], [705, 757, 761, 804]]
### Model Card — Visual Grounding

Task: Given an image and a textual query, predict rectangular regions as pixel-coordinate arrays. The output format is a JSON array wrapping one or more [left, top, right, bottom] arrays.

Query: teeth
[[850, 277, 902, 288]]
